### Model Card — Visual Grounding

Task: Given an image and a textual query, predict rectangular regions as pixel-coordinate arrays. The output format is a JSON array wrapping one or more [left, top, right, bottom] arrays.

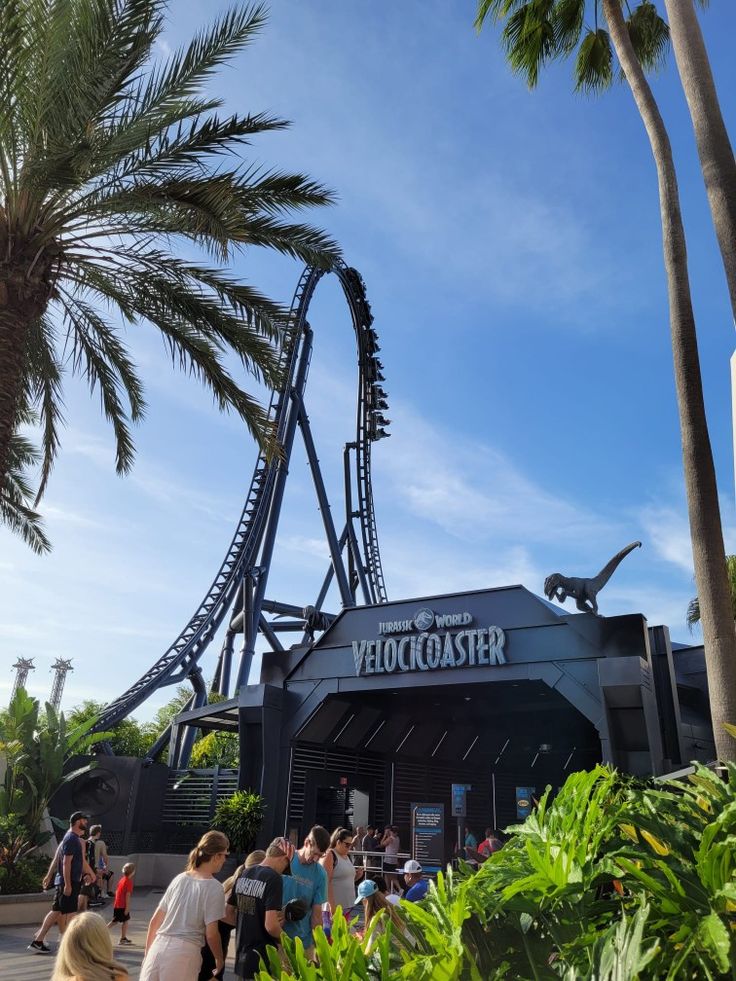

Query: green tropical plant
[[66, 699, 159, 757], [0, 0, 340, 544], [561, 904, 659, 981], [210, 788, 263, 854], [0, 686, 108, 839], [190, 729, 239, 768], [474, 0, 736, 764], [687, 554, 736, 629], [466, 767, 632, 978]]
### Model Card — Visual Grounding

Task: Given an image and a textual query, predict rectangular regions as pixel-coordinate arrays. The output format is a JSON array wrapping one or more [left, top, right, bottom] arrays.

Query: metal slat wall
[[288, 743, 386, 836], [160, 768, 239, 850], [392, 757, 493, 845]]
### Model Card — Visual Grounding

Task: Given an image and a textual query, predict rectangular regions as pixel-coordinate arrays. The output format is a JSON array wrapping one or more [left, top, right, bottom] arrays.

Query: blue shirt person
[[400, 860, 429, 902], [282, 827, 330, 953]]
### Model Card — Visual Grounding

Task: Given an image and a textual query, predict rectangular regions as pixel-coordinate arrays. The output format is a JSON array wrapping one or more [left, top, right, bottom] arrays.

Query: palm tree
[[687, 555, 736, 629], [663, 0, 736, 326], [0, 0, 340, 518], [475, 0, 736, 762]]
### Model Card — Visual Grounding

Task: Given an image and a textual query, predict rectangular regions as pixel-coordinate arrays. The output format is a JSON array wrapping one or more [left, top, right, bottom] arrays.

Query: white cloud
[[377, 402, 619, 547]]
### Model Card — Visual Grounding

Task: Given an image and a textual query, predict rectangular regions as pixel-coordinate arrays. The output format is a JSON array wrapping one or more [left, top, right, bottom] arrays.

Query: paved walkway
[[0, 889, 239, 981]]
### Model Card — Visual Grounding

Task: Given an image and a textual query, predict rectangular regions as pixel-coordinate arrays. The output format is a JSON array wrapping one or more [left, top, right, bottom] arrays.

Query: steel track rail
[[93, 262, 386, 732]]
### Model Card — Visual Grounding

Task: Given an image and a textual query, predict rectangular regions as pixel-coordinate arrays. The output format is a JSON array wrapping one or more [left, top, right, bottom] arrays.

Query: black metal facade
[[172, 584, 715, 847]]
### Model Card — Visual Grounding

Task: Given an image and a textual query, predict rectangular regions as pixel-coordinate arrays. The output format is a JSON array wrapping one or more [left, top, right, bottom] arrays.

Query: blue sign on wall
[[451, 783, 471, 818], [411, 802, 445, 872], [516, 786, 536, 820]]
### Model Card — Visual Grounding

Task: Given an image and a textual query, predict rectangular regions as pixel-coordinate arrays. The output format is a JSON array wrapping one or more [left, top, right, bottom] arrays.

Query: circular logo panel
[[413, 608, 435, 631], [71, 768, 121, 818]]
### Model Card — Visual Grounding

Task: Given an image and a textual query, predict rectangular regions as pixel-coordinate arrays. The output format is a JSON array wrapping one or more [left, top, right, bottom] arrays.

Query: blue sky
[[3, 1, 736, 719]]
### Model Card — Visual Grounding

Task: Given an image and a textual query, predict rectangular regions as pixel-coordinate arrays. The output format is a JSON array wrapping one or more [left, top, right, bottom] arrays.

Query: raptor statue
[[543, 541, 642, 616]]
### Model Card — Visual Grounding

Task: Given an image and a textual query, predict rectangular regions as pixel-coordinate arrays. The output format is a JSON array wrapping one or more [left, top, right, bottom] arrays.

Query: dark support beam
[[177, 669, 208, 769], [259, 615, 285, 652], [218, 630, 235, 697], [302, 526, 349, 645], [237, 329, 314, 684], [346, 521, 373, 606], [297, 397, 353, 607]]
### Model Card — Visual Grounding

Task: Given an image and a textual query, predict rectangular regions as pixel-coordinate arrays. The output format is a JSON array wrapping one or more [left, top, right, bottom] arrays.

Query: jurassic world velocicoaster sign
[[352, 607, 506, 677]]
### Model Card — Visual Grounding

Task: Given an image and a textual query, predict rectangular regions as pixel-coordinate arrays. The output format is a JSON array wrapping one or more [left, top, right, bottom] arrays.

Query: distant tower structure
[[11, 657, 35, 699], [49, 659, 73, 711]]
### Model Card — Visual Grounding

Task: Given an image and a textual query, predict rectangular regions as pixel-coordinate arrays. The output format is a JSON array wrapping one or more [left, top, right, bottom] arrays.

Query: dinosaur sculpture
[[543, 541, 642, 616]]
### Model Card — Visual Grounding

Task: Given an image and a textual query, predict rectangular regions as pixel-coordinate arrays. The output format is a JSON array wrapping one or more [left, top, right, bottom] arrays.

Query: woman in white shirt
[[140, 830, 229, 981], [320, 828, 364, 918]]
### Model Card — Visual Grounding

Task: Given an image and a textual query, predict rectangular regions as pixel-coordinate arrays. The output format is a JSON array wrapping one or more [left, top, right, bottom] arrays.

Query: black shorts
[[52, 883, 81, 914], [80, 882, 96, 898], [112, 908, 130, 923]]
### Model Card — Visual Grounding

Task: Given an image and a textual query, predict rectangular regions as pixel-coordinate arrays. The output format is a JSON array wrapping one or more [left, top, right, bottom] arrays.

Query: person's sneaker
[[118, 938, 133, 945], [28, 940, 51, 954]]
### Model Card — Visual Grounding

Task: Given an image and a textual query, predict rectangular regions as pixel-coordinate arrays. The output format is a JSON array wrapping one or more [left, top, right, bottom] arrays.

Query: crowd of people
[[28, 813, 503, 980]]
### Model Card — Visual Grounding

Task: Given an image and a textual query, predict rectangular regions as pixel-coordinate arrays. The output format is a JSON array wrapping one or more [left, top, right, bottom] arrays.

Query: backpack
[[478, 836, 502, 858]]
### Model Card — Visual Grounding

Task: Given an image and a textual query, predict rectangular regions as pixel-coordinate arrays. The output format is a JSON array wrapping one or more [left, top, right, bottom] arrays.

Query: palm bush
[[210, 788, 263, 854], [0, 686, 108, 893]]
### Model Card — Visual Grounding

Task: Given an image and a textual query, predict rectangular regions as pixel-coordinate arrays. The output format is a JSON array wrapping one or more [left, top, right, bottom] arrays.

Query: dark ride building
[[170, 585, 714, 852]]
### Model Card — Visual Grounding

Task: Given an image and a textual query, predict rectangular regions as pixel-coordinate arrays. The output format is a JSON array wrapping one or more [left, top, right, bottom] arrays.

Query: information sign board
[[411, 802, 444, 871]]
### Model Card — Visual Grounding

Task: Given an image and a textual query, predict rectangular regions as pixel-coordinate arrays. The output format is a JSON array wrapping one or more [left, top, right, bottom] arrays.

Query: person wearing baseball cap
[[353, 878, 401, 937], [225, 837, 294, 979], [28, 813, 94, 953], [400, 860, 428, 902]]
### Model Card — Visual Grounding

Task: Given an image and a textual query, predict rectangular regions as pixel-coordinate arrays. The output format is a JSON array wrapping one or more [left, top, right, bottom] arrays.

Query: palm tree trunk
[[664, 0, 736, 325], [602, 0, 736, 762], [0, 305, 30, 484]]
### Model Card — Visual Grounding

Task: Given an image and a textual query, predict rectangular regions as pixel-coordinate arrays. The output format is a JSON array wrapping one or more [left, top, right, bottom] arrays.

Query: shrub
[[0, 853, 49, 895], [211, 790, 263, 855]]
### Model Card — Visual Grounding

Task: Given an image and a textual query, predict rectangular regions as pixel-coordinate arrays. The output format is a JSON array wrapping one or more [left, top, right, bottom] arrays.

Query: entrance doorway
[[304, 769, 375, 834]]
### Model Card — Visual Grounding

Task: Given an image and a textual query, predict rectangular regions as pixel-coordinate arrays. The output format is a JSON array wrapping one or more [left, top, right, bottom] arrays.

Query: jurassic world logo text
[[353, 607, 507, 677]]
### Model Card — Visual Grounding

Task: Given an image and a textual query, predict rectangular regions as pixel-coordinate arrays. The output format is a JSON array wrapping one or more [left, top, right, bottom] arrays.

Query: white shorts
[[139, 935, 202, 981]]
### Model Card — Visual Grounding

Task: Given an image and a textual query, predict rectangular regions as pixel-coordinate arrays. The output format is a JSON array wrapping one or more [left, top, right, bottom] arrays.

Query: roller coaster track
[[93, 262, 388, 734]]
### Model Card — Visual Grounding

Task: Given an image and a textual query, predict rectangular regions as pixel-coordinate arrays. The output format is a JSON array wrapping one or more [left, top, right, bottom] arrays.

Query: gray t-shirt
[[155, 872, 226, 946]]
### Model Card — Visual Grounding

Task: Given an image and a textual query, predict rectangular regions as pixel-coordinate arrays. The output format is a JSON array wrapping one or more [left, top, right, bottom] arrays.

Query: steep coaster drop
[[91, 262, 390, 765]]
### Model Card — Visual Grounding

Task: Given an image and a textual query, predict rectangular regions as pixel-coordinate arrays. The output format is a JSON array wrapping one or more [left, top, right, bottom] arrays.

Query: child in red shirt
[[108, 862, 135, 944]]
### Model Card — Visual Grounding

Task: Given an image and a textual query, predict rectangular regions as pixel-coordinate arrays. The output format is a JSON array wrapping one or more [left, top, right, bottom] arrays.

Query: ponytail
[[186, 830, 229, 871]]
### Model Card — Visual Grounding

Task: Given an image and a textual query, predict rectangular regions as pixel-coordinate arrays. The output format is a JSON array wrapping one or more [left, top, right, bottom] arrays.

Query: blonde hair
[[52, 912, 127, 981], [186, 830, 229, 871], [364, 889, 402, 929], [245, 849, 266, 868], [222, 851, 265, 896], [122, 862, 135, 876]]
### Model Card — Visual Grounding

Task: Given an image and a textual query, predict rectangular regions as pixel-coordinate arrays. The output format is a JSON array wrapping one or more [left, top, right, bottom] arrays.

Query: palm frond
[[131, 3, 268, 125], [502, 0, 556, 89], [0, 426, 51, 554], [63, 171, 340, 266], [56, 291, 146, 475], [553, 0, 585, 56], [624, 1, 670, 75], [687, 555, 736, 630], [574, 28, 614, 93], [686, 596, 700, 629], [23, 315, 65, 502], [71, 251, 286, 355], [475, 0, 521, 31]]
